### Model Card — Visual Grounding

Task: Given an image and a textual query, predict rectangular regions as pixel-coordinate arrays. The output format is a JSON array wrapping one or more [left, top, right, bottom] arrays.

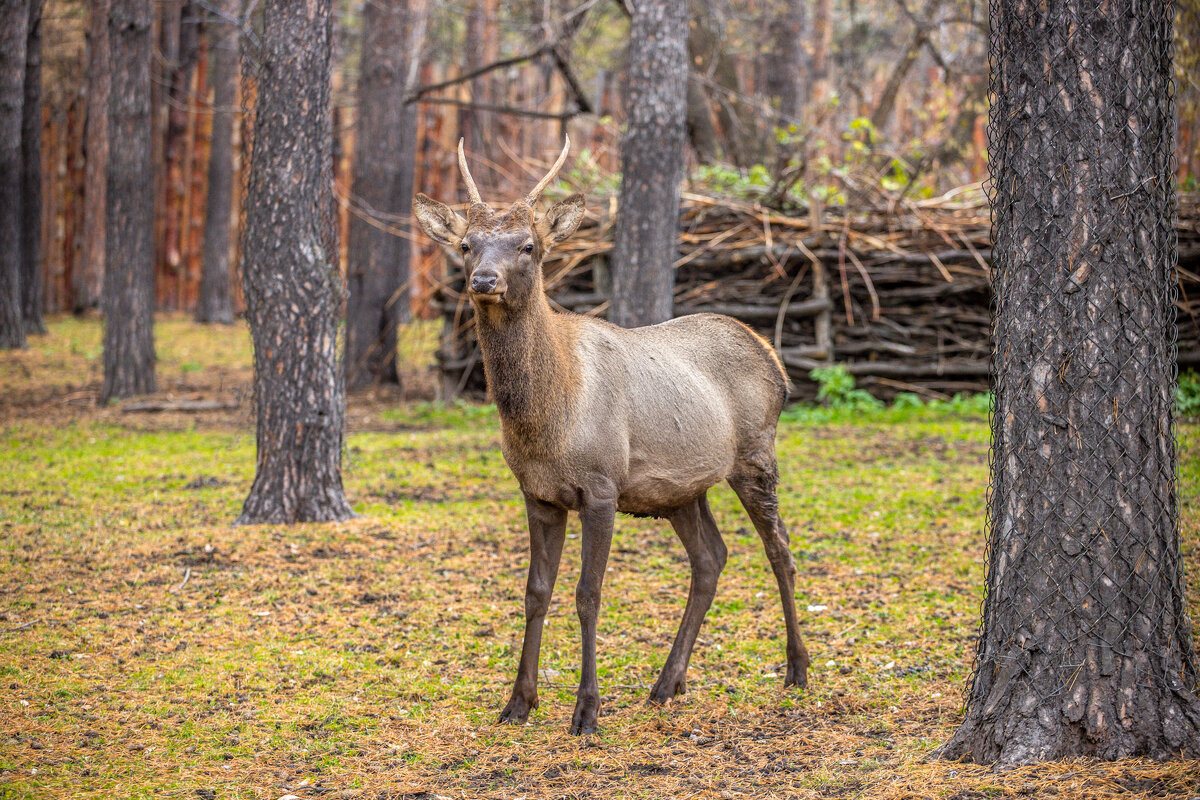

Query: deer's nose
[[470, 271, 503, 295]]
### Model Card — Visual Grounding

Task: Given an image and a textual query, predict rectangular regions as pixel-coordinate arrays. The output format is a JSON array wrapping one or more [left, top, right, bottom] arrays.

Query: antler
[[457, 138, 484, 206], [524, 136, 571, 206]]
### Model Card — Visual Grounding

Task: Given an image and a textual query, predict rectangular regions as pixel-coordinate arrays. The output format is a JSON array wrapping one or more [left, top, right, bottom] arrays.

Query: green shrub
[[1179, 370, 1200, 418], [809, 365, 883, 412]]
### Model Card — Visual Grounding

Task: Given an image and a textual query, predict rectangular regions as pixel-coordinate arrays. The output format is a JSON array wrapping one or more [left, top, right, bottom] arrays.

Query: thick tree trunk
[[237, 0, 354, 525], [609, 0, 687, 329], [345, 0, 426, 390], [78, 0, 109, 315], [196, 0, 238, 324], [0, 1, 28, 349], [940, 0, 1200, 765], [101, 0, 157, 402], [21, 0, 43, 335]]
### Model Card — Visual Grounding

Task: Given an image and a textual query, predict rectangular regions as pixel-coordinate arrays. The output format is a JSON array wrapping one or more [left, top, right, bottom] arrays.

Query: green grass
[[0, 316, 1197, 799]]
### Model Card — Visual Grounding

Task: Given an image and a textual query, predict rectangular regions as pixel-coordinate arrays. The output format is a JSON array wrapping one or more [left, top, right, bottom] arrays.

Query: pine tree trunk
[[100, 0, 157, 402], [78, 0, 109, 315], [236, 0, 354, 525], [344, 0, 425, 390], [21, 0, 43, 335], [940, 0, 1200, 765], [195, 0, 238, 324], [609, 0, 687, 329], [0, 0, 28, 350]]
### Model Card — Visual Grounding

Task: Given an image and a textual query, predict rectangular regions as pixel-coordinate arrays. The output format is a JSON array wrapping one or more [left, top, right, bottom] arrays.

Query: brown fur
[[413, 158, 810, 736]]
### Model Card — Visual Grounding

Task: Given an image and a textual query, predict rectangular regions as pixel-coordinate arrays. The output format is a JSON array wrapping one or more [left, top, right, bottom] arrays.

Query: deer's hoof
[[568, 697, 599, 735], [784, 662, 809, 690], [648, 674, 686, 705], [568, 718, 598, 736], [498, 694, 536, 725]]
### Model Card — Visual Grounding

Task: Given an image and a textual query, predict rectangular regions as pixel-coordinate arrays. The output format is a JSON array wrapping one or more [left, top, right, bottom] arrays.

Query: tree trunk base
[[235, 484, 355, 526], [937, 683, 1200, 766]]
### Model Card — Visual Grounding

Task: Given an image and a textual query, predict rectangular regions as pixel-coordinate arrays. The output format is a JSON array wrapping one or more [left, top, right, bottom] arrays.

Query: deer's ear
[[413, 193, 468, 246], [538, 193, 585, 244]]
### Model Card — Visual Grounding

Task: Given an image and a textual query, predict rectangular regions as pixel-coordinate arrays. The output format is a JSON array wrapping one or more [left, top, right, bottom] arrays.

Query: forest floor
[[2, 315, 1199, 800]]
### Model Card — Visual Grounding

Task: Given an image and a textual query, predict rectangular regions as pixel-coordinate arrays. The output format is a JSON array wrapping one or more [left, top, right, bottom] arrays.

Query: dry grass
[[0, 315, 1198, 799]]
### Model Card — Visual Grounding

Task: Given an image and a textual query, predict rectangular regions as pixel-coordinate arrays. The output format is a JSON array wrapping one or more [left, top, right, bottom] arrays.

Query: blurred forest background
[[26, 0, 1191, 313]]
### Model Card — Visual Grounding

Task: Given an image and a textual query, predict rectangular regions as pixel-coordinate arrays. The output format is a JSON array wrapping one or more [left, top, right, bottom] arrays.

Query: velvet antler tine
[[524, 136, 571, 206], [458, 138, 483, 206]]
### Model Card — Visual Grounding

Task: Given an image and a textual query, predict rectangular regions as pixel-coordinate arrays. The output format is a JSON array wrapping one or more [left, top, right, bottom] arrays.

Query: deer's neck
[[475, 295, 578, 451]]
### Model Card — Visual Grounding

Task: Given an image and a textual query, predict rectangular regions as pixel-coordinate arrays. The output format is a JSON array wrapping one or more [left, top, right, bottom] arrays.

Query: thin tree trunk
[[21, 0, 43, 335], [78, 0, 109, 315], [345, 0, 427, 390], [101, 0, 157, 402], [196, 0, 238, 324], [688, 4, 761, 168], [237, 0, 354, 525], [869, 0, 944, 135], [685, 71, 721, 164], [940, 0, 1200, 765], [0, 0, 29, 349], [609, 0, 687, 329], [162, 0, 199, 274], [765, 0, 806, 129], [458, 0, 498, 190], [809, 0, 833, 106]]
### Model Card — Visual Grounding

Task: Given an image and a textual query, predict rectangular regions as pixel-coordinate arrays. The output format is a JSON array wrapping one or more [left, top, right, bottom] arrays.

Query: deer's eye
[[522, 243, 534, 254], [460, 242, 470, 253]]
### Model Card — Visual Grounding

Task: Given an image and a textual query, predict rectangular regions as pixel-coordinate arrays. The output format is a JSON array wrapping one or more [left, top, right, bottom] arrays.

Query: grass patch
[[0, 316, 1197, 799]]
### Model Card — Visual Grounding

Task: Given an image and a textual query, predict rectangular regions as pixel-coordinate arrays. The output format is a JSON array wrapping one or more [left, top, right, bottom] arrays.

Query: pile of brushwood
[[435, 184, 1200, 401]]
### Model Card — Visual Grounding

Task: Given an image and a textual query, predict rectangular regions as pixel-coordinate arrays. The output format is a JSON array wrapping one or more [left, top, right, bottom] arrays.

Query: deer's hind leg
[[728, 446, 810, 689], [649, 493, 727, 704]]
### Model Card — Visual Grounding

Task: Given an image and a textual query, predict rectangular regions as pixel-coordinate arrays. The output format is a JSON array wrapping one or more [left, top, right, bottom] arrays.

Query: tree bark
[[0, 0, 28, 349], [196, 0, 239, 324], [940, 0, 1200, 765], [237, 0, 354, 524], [21, 0, 43, 335], [345, 0, 427, 390], [78, 0, 109, 315], [101, 0, 157, 402], [609, 0, 687, 329]]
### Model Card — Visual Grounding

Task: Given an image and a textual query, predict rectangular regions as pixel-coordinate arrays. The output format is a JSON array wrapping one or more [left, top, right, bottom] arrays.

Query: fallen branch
[[120, 399, 239, 413]]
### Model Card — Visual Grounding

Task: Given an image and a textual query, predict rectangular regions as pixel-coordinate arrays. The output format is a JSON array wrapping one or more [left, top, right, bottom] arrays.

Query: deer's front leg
[[570, 489, 616, 735], [499, 493, 568, 725]]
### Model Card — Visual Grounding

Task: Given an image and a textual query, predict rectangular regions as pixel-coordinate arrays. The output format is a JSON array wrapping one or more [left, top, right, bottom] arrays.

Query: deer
[[412, 138, 810, 735]]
